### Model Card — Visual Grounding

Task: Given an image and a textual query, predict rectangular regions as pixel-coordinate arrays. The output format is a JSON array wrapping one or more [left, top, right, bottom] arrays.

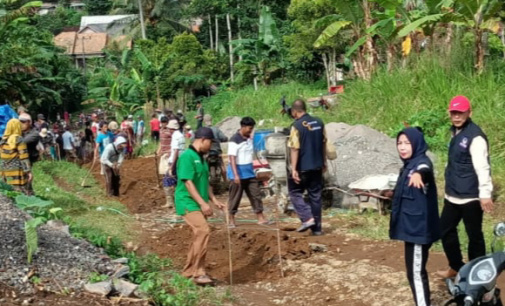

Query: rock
[[133, 287, 150, 299], [45, 220, 70, 235], [113, 279, 138, 297], [84, 281, 112, 296], [215, 116, 241, 139], [112, 266, 130, 279], [309, 243, 328, 253], [111, 257, 129, 264]]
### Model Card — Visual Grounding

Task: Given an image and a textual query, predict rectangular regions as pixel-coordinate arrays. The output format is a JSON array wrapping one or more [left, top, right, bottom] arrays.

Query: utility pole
[[137, 0, 146, 39]]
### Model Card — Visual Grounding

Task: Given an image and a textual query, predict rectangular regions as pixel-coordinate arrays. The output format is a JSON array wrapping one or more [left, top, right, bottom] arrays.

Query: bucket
[[253, 129, 273, 152]]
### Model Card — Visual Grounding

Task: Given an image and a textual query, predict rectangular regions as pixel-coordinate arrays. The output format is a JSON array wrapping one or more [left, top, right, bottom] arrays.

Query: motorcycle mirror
[[493, 222, 505, 237]]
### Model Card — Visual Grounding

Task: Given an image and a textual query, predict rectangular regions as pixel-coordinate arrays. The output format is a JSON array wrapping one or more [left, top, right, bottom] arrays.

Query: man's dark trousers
[[440, 199, 485, 271], [288, 169, 323, 232]]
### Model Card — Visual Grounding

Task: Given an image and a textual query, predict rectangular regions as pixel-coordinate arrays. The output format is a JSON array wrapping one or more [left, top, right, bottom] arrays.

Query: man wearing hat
[[35, 114, 48, 132], [100, 136, 127, 196], [19, 113, 41, 164], [437, 96, 493, 279], [204, 114, 228, 182], [175, 127, 225, 285]]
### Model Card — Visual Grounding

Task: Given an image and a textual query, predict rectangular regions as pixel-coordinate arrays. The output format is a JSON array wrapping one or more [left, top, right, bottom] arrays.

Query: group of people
[[390, 96, 493, 306]]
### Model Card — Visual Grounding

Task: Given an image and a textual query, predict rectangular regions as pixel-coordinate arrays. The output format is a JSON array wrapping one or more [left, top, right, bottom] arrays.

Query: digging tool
[[224, 207, 234, 286], [81, 157, 97, 187]]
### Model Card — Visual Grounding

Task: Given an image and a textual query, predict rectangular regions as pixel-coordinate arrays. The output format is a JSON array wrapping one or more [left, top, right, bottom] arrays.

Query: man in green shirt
[[175, 127, 225, 285]]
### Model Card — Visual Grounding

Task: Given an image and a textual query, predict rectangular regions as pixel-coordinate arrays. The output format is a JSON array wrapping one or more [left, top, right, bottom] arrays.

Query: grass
[[32, 161, 137, 242]]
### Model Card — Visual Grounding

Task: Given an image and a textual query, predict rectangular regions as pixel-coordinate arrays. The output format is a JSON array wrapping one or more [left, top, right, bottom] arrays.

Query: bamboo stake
[[223, 208, 233, 286], [274, 190, 285, 278], [81, 157, 96, 187]]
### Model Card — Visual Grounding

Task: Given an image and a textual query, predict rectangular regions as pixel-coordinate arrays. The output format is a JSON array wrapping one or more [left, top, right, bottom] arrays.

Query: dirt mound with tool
[[137, 224, 312, 284], [325, 122, 402, 188], [89, 157, 165, 214]]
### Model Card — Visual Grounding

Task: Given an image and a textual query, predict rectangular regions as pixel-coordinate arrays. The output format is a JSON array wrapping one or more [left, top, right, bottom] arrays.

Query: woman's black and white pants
[[405, 242, 431, 306]]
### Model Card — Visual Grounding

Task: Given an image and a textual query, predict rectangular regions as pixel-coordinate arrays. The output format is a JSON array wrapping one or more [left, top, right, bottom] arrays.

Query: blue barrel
[[253, 129, 273, 152]]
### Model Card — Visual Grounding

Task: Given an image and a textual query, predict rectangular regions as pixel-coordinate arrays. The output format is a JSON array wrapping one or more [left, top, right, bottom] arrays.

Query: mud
[[138, 224, 312, 284]]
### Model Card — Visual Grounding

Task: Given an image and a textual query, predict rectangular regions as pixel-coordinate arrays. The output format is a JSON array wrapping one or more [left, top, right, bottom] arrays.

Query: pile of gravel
[[0, 195, 115, 294], [325, 122, 402, 188], [216, 116, 241, 139]]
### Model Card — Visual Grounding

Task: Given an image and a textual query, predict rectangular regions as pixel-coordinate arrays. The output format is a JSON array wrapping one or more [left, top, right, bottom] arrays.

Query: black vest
[[293, 114, 325, 171], [445, 119, 489, 199]]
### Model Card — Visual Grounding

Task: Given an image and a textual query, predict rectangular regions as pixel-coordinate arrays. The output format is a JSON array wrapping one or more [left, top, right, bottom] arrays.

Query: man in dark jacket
[[437, 96, 494, 279], [287, 99, 326, 235], [19, 113, 41, 164]]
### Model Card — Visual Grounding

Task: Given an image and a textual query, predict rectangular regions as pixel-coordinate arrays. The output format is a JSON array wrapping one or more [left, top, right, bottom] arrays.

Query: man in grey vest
[[437, 96, 494, 279]]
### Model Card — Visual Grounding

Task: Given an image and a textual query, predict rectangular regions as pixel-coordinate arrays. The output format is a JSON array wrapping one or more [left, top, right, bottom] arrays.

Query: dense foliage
[[0, 0, 504, 115]]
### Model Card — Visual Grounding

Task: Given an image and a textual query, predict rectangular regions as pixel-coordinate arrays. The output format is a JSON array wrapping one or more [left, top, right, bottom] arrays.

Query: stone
[[84, 281, 112, 296], [309, 243, 328, 253], [133, 287, 150, 299], [112, 266, 130, 279], [111, 258, 128, 264], [45, 220, 70, 235], [113, 279, 138, 297]]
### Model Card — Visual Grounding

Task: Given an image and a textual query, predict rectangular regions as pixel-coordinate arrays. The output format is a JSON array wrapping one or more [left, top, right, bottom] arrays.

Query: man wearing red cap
[[437, 96, 494, 279]]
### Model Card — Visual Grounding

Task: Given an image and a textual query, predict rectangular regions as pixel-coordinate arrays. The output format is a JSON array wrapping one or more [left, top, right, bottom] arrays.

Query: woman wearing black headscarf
[[390, 127, 440, 306]]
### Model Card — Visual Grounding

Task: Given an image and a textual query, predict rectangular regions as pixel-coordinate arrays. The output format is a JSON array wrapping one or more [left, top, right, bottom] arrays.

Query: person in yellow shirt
[[0, 119, 33, 195]]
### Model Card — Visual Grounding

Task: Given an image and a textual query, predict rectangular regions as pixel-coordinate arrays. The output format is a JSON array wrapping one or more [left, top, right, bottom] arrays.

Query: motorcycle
[[207, 152, 226, 194], [444, 222, 505, 306]]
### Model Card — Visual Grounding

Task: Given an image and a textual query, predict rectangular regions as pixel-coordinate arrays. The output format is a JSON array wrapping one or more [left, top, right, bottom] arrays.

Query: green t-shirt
[[175, 147, 209, 216]]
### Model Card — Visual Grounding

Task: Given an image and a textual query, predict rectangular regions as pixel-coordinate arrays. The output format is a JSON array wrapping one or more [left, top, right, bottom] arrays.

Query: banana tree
[[398, 0, 502, 73], [230, 6, 284, 90], [314, 0, 378, 80]]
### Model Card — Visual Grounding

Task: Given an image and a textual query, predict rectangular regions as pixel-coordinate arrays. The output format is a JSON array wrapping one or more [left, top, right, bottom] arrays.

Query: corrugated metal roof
[[79, 15, 136, 30]]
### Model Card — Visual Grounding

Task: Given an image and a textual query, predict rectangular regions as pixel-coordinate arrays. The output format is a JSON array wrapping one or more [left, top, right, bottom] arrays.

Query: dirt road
[[86, 157, 505, 305]]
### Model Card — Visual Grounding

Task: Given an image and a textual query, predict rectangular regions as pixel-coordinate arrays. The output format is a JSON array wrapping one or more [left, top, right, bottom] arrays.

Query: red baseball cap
[[448, 96, 471, 112]]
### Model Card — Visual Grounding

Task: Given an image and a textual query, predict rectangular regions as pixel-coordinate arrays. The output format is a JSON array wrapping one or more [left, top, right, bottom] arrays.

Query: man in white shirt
[[101, 136, 127, 196], [437, 96, 494, 279], [62, 126, 76, 161], [168, 119, 185, 172]]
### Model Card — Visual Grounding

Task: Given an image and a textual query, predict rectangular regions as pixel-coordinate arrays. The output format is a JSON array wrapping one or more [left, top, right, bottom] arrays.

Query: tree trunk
[[322, 53, 330, 89], [501, 26, 505, 60], [237, 4, 243, 61], [362, 0, 376, 80], [386, 46, 394, 72], [226, 13, 234, 82], [445, 23, 453, 56], [208, 14, 214, 50], [475, 28, 484, 74], [215, 15, 219, 52], [330, 49, 337, 86], [253, 66, 258, 91]]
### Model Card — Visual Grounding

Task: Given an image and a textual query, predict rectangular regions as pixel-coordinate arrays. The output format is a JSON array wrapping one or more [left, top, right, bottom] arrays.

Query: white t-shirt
[[169, 130, 185, 164], [62, 131, 75, 150]]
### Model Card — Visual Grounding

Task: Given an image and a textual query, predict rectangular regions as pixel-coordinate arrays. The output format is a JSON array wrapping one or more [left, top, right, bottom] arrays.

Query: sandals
[[227, 224, 237, 229], [193, 275, 213, 285]]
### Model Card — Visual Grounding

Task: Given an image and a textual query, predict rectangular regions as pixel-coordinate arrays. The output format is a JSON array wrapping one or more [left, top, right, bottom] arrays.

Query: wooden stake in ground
[[274, 190, 285, 278], [81, 157, 97, 187], [224, 208, 233, 286], [153, 152, 162, 188]]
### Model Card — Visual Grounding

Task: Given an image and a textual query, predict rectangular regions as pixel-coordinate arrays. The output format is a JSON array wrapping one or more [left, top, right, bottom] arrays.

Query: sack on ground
[[158, 153, 170, 175], [326, 141, 337, 160]]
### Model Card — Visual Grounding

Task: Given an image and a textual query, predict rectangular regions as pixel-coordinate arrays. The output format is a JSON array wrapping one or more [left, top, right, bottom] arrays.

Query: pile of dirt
[[137, 224, 312, 284], [216, 116, 241, 139], [90, 157, 166, 214], [0, 195, 115, 295], [325, 122, 402, 188]]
